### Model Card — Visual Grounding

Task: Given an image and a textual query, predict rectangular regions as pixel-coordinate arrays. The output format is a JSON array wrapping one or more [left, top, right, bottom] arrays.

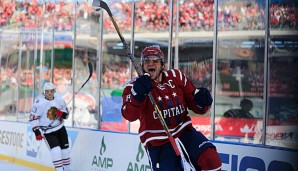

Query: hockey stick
[[66, 61, 93, 105], [48, 61, 93, 126], [92, 1, 195, 170], [34, 138, 43, 156], [31, 128, 44, 156]]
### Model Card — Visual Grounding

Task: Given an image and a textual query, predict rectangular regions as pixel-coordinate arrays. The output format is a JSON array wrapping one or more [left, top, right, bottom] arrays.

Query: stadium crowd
[[0, 0, 297, 32]]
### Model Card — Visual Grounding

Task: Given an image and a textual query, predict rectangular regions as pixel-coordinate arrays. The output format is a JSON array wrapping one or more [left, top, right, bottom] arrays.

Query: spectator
[[224, 98, 254, 118]]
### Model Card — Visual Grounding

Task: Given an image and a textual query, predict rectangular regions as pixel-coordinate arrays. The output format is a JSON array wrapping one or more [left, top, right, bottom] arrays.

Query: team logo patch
[[47, 106, 58, 120]]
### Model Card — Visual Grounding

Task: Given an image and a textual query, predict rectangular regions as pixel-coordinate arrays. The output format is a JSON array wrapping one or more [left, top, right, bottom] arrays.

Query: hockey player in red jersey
[[121, 45, 222, 171]]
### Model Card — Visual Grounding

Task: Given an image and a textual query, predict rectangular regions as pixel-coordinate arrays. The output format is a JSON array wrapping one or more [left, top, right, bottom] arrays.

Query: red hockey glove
[[56, 109, 63, 118], [56, 109, 68, 119], [32, 127, 43, 141]]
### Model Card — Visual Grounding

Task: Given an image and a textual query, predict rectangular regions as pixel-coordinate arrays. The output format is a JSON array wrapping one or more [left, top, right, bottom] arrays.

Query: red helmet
[[141, 45, 164, 64]]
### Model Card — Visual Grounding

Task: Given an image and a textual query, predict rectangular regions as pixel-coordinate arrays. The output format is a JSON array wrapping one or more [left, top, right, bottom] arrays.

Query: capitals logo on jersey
[[154, 88, 186, 125]]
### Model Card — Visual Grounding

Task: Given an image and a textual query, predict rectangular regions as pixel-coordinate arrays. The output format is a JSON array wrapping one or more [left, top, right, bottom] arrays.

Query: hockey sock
[[197, 147, 222, 171], [62, 148, 71, 171], [50, 146, 63, 171]]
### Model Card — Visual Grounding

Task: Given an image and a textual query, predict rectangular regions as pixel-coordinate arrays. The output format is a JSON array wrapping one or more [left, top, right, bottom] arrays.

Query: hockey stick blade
[[80, 61, 93, 90], [92, 0, 101, 7], [92, 0, 112, 16], [67, 61, 93, 105], [92, 0, 142, 76]]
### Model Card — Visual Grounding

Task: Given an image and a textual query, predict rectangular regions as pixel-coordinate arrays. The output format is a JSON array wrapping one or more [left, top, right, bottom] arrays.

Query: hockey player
[[29, 82, 70, 171], [121, 45, 222, 171]]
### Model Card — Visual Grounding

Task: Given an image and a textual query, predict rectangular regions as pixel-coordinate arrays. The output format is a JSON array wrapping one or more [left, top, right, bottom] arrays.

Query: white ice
[[0, 160, 37, 171]]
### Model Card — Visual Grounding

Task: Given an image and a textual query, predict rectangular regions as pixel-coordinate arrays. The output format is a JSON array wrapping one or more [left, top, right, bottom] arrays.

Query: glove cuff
[[62, 112, 68, 119], [130, 95, 146, 107], [131, 87, 137, 96], [32, 127, 42, 136], [193, 87, 213, 108], [131, 87, 145, 102], [32, 126, 39, 132], [193, 88, 201, 96]]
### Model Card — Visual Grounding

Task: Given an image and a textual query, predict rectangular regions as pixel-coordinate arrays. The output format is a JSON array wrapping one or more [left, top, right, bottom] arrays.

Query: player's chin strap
[[175, 138, 196, 171]]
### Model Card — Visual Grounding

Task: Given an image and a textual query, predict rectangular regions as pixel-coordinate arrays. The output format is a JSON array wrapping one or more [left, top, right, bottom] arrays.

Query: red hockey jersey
[[121, 69, 209, 147]]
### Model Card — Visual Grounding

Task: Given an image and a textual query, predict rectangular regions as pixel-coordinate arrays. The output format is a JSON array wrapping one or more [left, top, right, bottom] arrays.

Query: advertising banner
[[0, 121, 297, 171]]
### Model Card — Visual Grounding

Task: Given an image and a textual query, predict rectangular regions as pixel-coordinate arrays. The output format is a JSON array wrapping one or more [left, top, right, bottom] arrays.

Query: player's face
[[143, 56, 163, 81], [45, 89, 55, 100], [242, 103, 252, 112]]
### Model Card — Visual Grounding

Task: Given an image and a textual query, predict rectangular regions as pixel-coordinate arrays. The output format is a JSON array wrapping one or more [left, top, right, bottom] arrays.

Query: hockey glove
[[131, 74, 153, 102], [32, 127, 43, 141], [56, 109, 67, 119], [194, 87, 213, 109]]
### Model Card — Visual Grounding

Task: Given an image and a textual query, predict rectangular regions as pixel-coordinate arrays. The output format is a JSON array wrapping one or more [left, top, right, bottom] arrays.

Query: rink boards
[[0, 121, 297, 171]]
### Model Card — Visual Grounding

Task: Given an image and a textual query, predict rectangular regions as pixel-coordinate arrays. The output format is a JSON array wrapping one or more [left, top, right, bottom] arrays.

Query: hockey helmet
[[43, 82, 56, 94], [141, 45, 164, 65]]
